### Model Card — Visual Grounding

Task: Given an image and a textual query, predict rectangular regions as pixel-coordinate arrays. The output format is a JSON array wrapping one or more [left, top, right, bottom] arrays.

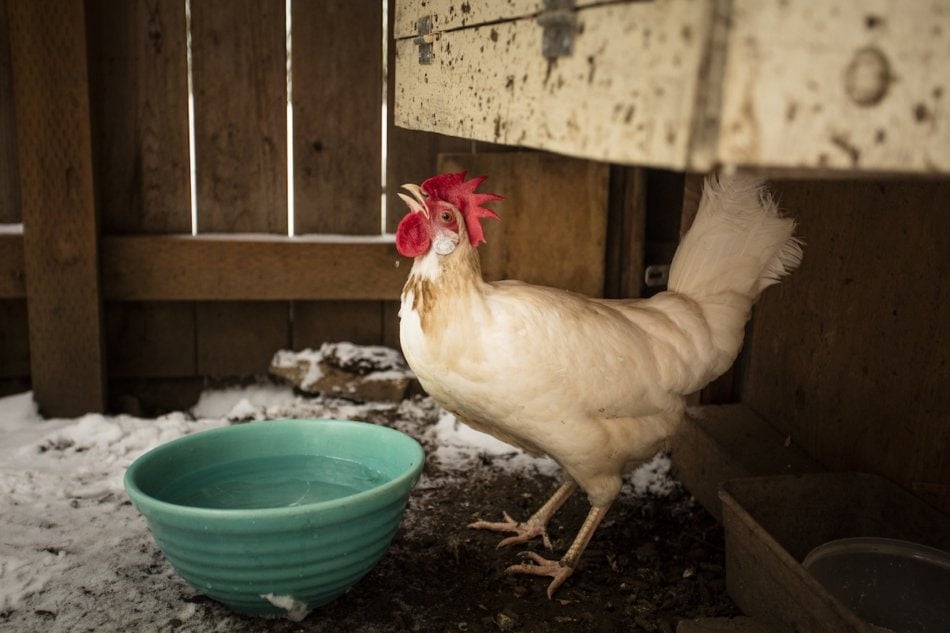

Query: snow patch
[[261, 593, 310, 622], [190, 384, 296, 419]]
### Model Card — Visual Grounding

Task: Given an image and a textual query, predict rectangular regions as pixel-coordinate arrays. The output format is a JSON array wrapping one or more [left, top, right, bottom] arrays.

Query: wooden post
[[6, 0, 106, 415]]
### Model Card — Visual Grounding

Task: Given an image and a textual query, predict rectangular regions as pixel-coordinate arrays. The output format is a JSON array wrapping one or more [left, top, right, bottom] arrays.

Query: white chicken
[[395, 172, 802, 597]]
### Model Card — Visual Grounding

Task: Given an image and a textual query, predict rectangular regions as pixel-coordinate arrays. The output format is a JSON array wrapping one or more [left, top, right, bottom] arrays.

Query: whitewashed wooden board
[[394, 0, 717, 170], [395, 0, 950, 175], [718, 0, 950, 174]]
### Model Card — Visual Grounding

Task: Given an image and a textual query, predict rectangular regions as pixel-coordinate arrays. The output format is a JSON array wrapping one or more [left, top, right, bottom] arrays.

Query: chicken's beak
[[398, 184, 429, 217]]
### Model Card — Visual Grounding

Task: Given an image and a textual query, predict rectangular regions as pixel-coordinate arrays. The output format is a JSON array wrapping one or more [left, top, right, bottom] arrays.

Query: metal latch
[[537, 0, 577, 60], [644, 264, 670, 288], [414, 15, 435, 65]]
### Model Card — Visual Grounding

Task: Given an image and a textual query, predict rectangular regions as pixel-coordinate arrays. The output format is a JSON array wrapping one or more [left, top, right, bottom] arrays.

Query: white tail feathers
[[668, 174, 802, 374], [669, 174, 802, 298]]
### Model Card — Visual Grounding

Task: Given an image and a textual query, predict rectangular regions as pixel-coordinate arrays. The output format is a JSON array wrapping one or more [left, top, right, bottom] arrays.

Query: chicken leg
[[506, 503, 612, 599], [468, 480, 578, 549]]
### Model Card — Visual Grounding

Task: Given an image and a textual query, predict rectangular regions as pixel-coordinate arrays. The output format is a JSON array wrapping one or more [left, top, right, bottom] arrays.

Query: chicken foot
[[468, 480, 578, 550], [506, 503, 611, 599]]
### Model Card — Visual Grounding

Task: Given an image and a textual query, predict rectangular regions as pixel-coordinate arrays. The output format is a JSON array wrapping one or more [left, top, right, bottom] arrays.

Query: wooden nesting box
[[395, 0, 950, 175]]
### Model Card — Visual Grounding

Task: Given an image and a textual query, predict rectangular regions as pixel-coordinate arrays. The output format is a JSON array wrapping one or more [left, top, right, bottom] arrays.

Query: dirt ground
[[0, 391, 739, 632], [107, 467, 738, 633], [295, 466, 740, 632]]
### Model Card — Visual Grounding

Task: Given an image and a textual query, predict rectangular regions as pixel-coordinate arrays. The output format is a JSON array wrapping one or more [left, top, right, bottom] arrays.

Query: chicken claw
[[468, 480, 578, 550], [468, 511, 554, 549], [506, 551, 574, 599]]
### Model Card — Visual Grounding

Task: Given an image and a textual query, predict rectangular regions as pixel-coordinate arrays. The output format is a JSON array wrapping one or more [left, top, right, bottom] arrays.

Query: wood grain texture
[[741, 179, 950, 496], [292, 0, 382, 235], [7, 0, 106, 414], [718, 0, 950, 173], [0, 298, 28, 377], [393, 0, 610, 39], [104, 301, 196, 378], [0, 231, 23, 297], [395, 0, 716, 169], [191, 0, 287, 233], [396, 0, 950, 175], [86, 0, 197, 382], [100, 236, 405, 301], [291, 301, 384, 350], [0, 0, 18, 223], [191, 0, 288, 376], [438, 152, 609, 296], [196, 300, 290, 377], [86, 0, 191, 234]]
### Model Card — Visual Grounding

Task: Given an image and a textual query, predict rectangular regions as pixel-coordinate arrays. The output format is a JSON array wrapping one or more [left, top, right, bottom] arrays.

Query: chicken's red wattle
[[396, 212, 431, 258]]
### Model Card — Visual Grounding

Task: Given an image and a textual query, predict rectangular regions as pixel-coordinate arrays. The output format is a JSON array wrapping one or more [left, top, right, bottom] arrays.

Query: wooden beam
[[6, 0, 106, 415], [0, 233, 409, 301], [99, 235, 406, 301], [0, 231, 24, 298]]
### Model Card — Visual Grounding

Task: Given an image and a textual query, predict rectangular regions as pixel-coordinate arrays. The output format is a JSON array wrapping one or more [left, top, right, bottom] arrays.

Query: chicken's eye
[[439, 211, 452, 223]]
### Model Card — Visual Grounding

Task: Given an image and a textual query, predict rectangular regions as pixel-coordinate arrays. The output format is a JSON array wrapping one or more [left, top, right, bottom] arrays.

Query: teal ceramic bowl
[[124, 419, 424, 619]]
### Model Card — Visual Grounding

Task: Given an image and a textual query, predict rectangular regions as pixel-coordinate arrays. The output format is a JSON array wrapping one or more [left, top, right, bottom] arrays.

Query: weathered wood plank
[[86, 0, 191, 234], [7, 0, 106, 414], [393, 0, 609, 39], [395, 0, 716, 169], [191, 0, 289, 376], [292, 0, 382, 235], [0, 298, 28, 377], [718, 0, 950, 174], [0, 0, 18, 224], [604, 166, 647, 299], [437, 152, 609, 297], [0, 230, 23, 297], [671, 404, 823, 519], [741, 180, 950, 498], [289, 0, 387, 348], [104, 302, 196, 379], [100, 235, 404, 300], [86, 0, 197, 382], [196, 300, 290, 377], [191, 0, 287, 233], [292, 301, 384, 350]]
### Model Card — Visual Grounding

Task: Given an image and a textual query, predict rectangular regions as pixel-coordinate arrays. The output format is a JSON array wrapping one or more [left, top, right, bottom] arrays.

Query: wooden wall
[[0, 0, 622, 414], [741, 179, 949, 507]]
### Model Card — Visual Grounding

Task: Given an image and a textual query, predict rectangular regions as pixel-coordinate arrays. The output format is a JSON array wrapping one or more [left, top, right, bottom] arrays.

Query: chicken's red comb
[[421, 172, 503, 247]]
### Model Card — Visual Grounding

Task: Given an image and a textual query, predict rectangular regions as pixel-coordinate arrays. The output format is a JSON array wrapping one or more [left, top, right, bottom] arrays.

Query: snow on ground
[[0, 371, 676, 630]]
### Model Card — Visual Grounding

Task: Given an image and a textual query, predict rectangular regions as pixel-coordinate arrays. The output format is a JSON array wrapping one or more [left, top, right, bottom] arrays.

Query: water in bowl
[[158, 454, 387, 510]]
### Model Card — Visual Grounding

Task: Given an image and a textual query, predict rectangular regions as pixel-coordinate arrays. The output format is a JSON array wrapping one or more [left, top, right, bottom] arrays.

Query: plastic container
[[124, 418, 425, 619], [719, 472, 950, 633], [803, 537, 950, 633]]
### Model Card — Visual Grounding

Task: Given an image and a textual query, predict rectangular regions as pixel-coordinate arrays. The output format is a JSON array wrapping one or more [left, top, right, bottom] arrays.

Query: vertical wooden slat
[[191, 0, 287, 233], [741, 180, 950, 496], [0, 298, 28, 377], [291, 1, 386, 349], [438, 152, 609, 297], [0, 0, 19, 223], [604, 166, 647, 299], [0, 1, 26, 383], [7, 0, 106, 414], [292, 0, 381, 235], [86, 0, 198, 382], [191, 0, 289, 375], [86, 0, 191, 234]]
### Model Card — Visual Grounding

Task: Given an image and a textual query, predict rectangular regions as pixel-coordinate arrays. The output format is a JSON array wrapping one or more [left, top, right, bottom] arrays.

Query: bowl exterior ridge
[[123, 419, 425, 617]]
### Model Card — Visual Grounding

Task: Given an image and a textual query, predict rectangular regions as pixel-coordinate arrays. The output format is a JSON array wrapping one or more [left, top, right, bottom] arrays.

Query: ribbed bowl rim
[[123, 418, 425, 521]]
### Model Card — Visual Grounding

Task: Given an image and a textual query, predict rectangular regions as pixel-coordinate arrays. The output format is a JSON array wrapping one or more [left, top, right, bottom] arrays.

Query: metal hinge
[[537, 0, 578, 60], [414, 15, 435, 65]]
